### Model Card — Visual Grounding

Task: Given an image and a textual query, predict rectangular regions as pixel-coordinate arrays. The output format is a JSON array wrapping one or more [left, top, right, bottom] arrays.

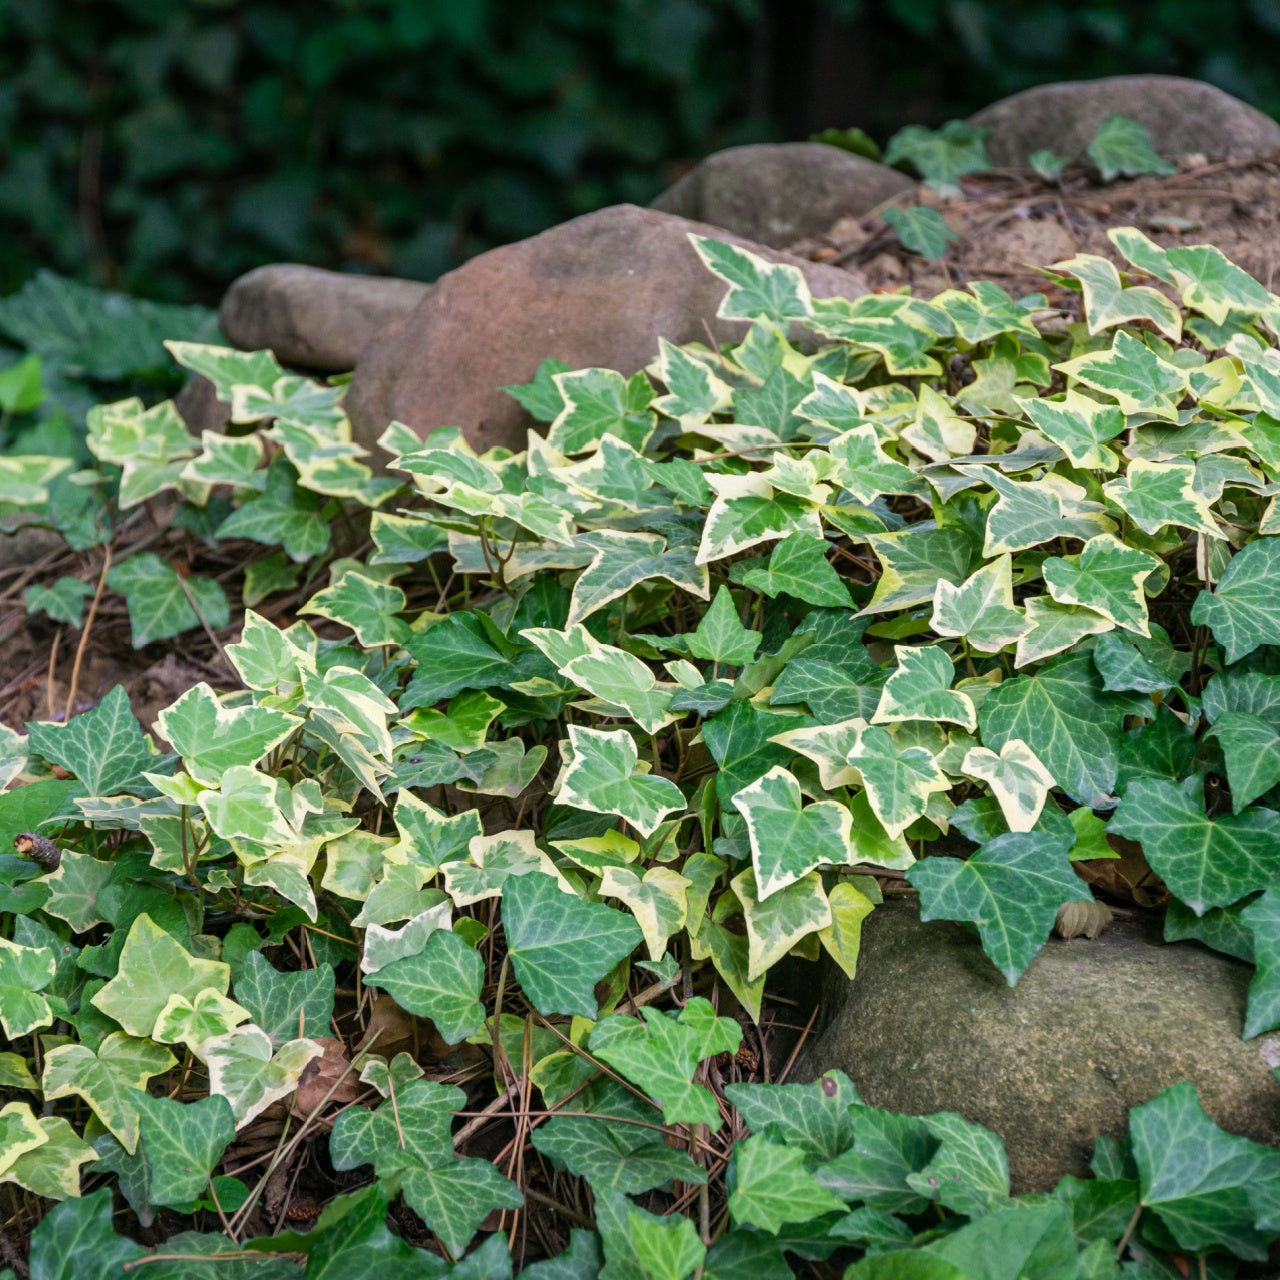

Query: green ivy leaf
[[904, 1110, 1012, 1216], [1130, 1081, 1280, 1260], [0, 938, 54, 1038], [1086, 115, 1175, 182], [884, 119, 989, 195], [728, 1135, 847, 1233], [216, 458, 330, 562], [907, 830, 1089, 983], [25, 1187, 146, 1280], [26, 684, 157, 797], [503, 871, 643, 1019], [1192, 537, 1280, 663], [135, 1092, 235, 1209], [24, 576, 93, 627], [1241, 887, 1280, 1038], [156, 682, 300, 789], [504, 356, 572, 422], [368, 928, 485, 1044], [1206, 712, 1280, 813], [234, 952, 335, 1047], [39, 849, 113, 932], [739, 534, 852, 607], [1109, 777, 1280, 914], [882, 206, 957, 259], [979, 652, 1129, 807], [106, 553, 230, 648], [725, 1070, 862, 1162], [686, 586, 761, 666], [629, 1210, 707, 1280]]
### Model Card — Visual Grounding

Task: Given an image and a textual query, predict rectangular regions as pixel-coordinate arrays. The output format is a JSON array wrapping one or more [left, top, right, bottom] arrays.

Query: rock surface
[[344, 203, 868, 457], [219, 264, 429, 372], [651, 142, 915, 247], [969, 75, 1280, 168], [796, 900, 1280, 1192]]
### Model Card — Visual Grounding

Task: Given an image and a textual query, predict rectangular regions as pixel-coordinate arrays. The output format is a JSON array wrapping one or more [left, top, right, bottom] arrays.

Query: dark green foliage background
[[5, 0, 1280, 303]]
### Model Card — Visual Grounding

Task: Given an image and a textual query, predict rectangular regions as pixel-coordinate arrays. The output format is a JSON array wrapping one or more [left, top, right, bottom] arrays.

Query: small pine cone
[[14, 833, 61, 871]]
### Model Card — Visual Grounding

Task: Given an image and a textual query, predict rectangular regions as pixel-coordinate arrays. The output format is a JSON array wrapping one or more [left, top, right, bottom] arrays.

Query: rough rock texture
[[969, 75, 1280, 169], [797, 900, 1280, 1192], [219, 264, 429, 372], [651, 143, 915, 247], [344, 203, 868, 457]]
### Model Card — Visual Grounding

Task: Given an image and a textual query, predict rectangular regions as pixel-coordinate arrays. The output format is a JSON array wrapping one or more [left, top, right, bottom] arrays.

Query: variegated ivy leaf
[[303, 664, 397, 761], [86, 397, 199, 509], [689, 234, 812, 325], [1014, 597, 1112, 668], [362, 900, 453, 976], [759, 451, 834, 504], [931, 555, 1031, 653], [555, 725, 686, 838], [217, 457, 331, 561], [322, 830, 397, 902], [152, 988, 251, 1054], [107, 553, 230, 648], [302, 571, 410, 647], [0, 723, 26, 791], [598, 864, 690, 962], [697, 469, 823, 566], [686, 586, 762, 667], [566, 529, 708, 626], [1018, 391, 1127, 471], [1042, 533, 1159, 635], [268, 418, 394, 505], [1162, 242, 1276, 325], [165, 341, 284, 400], [200, 764, 298, 847], [179, 428, 266, 490], [1102, 458, 1222, 539], [846, 724, 950, 839], [203, 1025, 324, 1127], [770, 718, 864, 789], [155, 682, 300, 789], [731, 867, 832, 982], [828, 425, 918, 503], [557, 435, 655, 513], [441, 829, 573, 906], [732, 766, 855, 898], [0, 938, 55, 1038], [819, 878, 877, 978], [902, 385, 975, 462], [547, 367, 656, 455], [863, 524, 979, 614], [808, 296, 943, 377], [873, 645, 976, 733], [1051, 253, 1182, 339], [652, 337, 734, 424], [0, 1112, 96, 1201], [227, 611, 313, 695], [1054, 330, 1188, 418], [562, 645, 677, 734], [42, 1033, 175, 1153], [796, 369, 868, 434], [90, 913, 231, 1039], [353, 861, 440, 929], [976, 465, 1115, 556], [962, 740, 1055, 833], [1192, 536, 1280, 664], [931, 280, 1041, 344], [369, 510, 448, 564]]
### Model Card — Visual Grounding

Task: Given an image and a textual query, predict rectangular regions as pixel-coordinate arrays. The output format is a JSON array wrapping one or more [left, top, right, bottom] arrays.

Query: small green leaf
[[504, 356, 571, 422], [369, 928, 485, 1043], [1206, 712, 1280, 813], [25, 1187, 145, 1279], [686, 586, 761, 666], [739, 534, 852, 607], [234, 951, 335, 1047], [1087, 115, 1176, 182], [1029, 149, 1067, 181], [503, 872, 643, 1019], [24, 576, 93, 627], [107, 553, 230, 648], [884, 119, 989, 195], [882, 206, 958, 259]]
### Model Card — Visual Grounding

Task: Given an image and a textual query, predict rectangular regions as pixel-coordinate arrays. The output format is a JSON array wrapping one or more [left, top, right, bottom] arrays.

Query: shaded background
[[5, 0, 1280, 303]]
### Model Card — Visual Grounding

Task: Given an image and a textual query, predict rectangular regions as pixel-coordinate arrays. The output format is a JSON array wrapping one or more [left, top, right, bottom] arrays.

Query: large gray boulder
[[969, 75, 1280, 168], [218, 264, 429, 372], [651, 142, 916, 247], [797, 900, 1280, 1192], [344, 203, 868, 458]]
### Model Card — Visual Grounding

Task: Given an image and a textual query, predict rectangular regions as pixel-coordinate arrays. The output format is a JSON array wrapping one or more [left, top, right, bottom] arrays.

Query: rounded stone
[[343, 203, 869, 457], [968, 75, 1280, 169], [218, 264, 429, 372], [796, 899, 1280, 1191], [651, 142, 916, 247]]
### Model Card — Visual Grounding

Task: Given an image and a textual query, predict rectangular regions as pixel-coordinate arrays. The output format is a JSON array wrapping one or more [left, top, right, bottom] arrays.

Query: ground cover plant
[[3, 231, 1280, 1275]]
